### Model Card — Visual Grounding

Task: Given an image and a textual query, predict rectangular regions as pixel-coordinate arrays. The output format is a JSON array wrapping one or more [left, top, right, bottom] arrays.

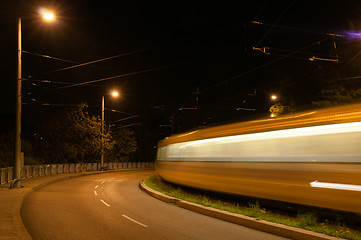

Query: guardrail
[[0, 162, 154, 185]]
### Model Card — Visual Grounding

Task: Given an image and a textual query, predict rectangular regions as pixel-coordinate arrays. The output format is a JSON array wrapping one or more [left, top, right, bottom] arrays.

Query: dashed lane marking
[[100, 199, 110, 207], [122, 215, 148, 228]]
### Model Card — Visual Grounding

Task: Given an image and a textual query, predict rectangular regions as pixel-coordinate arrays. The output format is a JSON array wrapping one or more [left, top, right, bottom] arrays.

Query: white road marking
[[100, 199, 110, 207], [95, 185, 99, 189], [122, 215, 148, 227], [310, 181, 361, 192], [101, 181, 105, 184], [94, 191, 98, 196]]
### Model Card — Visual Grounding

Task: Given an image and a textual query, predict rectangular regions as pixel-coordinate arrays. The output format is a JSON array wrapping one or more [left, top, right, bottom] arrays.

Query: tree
[[311, 38, 361, 107], [312, 85, 361, 107], [38, 104, 114, 163], [106, 128, 137, 162], [0, 132, 14, 168], [0, 131, 42, 168], [269, 102, 295, 117]]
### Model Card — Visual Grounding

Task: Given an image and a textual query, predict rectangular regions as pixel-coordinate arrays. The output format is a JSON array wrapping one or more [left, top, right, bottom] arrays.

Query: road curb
[[139, 181, 342, 240]]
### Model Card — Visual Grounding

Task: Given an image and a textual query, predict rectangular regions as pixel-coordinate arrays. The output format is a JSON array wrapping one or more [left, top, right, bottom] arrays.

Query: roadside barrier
[[0, 162, 154, 185]]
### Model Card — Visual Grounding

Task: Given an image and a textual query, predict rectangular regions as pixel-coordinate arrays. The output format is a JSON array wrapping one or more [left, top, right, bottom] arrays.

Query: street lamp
[[43, 12, 55, 21], [14, 9, 55, 188], [101, 90, 119, 170], [38, 7, 56, 21]]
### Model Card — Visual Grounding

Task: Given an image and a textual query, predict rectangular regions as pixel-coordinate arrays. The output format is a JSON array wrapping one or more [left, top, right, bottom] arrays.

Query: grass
[[144, 175, 361, 240]]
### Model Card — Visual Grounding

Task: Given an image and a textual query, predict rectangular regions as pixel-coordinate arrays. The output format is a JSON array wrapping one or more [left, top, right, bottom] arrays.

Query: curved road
[[21, 170, 288, 240]]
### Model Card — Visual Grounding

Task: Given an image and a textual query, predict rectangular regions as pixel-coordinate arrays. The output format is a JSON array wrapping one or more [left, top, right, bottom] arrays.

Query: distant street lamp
[[270, 94, 281, 118], [101, 90, 119, 170], [14, 9, 55, 188], [271, 95, 277, 100]]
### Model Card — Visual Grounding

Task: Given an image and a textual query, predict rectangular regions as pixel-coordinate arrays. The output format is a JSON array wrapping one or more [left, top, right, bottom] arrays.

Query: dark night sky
[[2, 0, 361, 138]]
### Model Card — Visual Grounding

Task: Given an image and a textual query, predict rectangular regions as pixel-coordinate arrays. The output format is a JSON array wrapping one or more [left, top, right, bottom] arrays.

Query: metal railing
[[0, 162, 154, 185]]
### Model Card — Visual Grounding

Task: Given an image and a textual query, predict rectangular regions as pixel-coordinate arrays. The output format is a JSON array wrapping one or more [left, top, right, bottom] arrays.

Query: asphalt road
[[21, 170, 288, 240]]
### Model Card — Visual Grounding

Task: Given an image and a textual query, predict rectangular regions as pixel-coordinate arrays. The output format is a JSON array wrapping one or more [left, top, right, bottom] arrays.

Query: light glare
[[43, 12, 55, 21], [112, 91, 119, 97], [345, 31, 361, 39], [38, 7, 55, 21]]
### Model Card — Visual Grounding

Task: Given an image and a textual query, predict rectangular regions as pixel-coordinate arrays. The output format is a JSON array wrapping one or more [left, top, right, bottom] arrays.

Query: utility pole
[[14, 18, 22, 188]]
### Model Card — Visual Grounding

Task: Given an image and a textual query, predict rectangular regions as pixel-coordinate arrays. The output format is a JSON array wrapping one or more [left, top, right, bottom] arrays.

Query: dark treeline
[[0, 104, 156, 168]]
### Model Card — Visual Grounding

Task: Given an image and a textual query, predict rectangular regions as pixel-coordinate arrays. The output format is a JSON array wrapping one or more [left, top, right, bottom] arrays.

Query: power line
[[28, 50, 240, 95], [35, 23, 244, 76], [253, 0, 269, 22], [105, 108, 136, 116], [251, 21, 344, 37], [22, 51, 80, 64], [110, 123, 141, 130], [110, 115, 139, 124], [22, 102, 82, 107], [202, 36, 332, 93], [41, 45, 160, 75], [24, 79, 74, 85], [255, 0, 295, 47]]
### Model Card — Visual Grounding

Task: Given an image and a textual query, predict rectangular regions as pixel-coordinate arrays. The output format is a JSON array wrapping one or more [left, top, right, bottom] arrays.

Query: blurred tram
[[156, 103, 361, 214]]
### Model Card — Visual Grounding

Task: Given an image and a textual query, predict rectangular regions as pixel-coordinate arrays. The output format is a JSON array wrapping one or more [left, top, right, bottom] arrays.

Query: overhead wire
[[40, 45, 161, 75], [28, 50, 242, 95], [110, 115, 139, 124], [169, 32, 336, 125], [22, 50, 80, 64], [251, 21, 344, 37], [22, 102, 83, 107], [33, 23, 245, 77], [253, 0, 269, 22], [110, 123, 141, 130], [201, 36, 333, 93], [23, 79, 81, 102], [255, 0, 295, 47], [25, 79, 74, 85]]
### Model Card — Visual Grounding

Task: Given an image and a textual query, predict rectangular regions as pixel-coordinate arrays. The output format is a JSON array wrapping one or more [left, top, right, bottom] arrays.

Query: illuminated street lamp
[[14, 9, 55, 188], [43, 12, 55, 21], [101, 90, 119, 170], [271, 95, 277, 100], [38, 8, 56, 22], [112, 91, 119, 97]]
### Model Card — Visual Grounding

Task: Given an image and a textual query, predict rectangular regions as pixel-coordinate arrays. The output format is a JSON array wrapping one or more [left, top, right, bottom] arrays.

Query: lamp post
[[14, 18, 22, 188], [13, 10, 55, 188], [101, 91, 119, 170]]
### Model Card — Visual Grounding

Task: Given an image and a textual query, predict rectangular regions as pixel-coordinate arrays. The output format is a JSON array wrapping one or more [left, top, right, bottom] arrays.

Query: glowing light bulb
[[112, 91, 119, 97], [43, 12, 55, 21]]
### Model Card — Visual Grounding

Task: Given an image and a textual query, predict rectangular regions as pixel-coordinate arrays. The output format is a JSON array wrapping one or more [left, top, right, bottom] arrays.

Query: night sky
[[2, 0, 361, 139]]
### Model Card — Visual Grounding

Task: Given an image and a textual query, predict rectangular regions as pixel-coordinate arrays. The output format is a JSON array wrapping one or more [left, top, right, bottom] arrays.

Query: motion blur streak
[[310, 181, 361, 192], [157, 103, 361, 214], [177, 121, 361, 149]]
